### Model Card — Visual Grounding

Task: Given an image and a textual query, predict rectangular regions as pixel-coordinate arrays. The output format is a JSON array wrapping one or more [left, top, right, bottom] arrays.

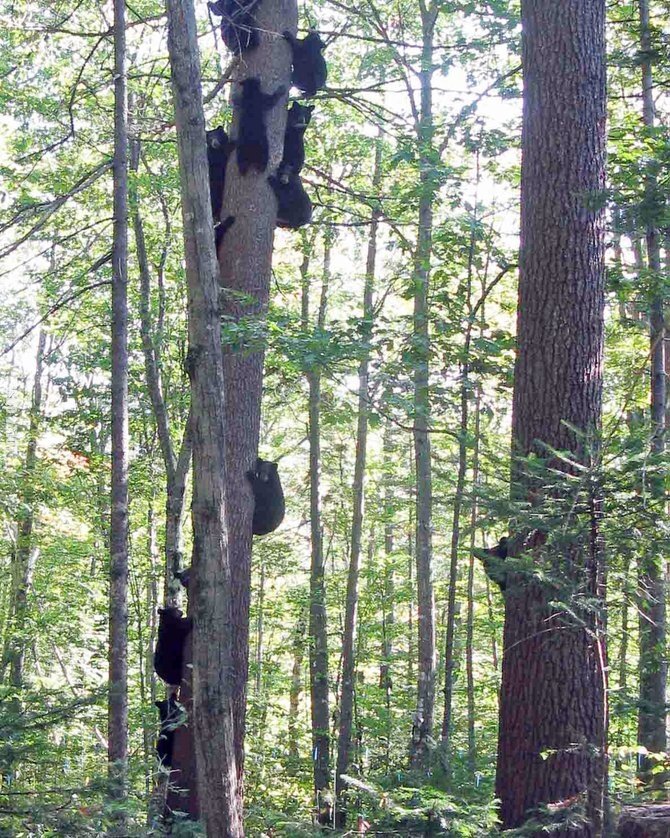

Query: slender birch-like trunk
[[305, 240, 332, 802], [336, 137, 382, 813], [108, 0, 130, 829]]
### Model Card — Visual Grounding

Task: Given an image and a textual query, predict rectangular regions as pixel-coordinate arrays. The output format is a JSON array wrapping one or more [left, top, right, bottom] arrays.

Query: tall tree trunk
[[637, 0, 667, 784], [409, 6, 438, 771], [336, 138, 382, 809], [305, 240, 332, 802], [380, 418, 395, 772], [287, 610, 307, 770], [1, 331, 46, 686], [465, 383, 481, 777], [130, 110, 193, 605], [495, 1, 608, 833], [164, 0, 241, 832], [440, 196, 480, 770], [216, 0, 296, 794], [108, 0, 130, 828]]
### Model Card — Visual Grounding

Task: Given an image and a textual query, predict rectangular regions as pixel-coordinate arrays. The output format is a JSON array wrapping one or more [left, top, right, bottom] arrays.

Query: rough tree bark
[[108, 0, 130, 830], [164, 0, 241, 832], [636, 0, 667, 785], [336, 136, 382, 812], [496, 1, 608, 833], [217, 0, 296, 793]]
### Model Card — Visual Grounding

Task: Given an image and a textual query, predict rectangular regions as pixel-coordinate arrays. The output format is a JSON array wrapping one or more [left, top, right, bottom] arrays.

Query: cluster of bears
[[205, 2, 327, 242], [153, 458, 285, 769]]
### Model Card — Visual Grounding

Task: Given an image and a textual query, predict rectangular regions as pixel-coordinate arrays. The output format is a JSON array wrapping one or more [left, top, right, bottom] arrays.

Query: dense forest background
[[0, 0, 668, 834]]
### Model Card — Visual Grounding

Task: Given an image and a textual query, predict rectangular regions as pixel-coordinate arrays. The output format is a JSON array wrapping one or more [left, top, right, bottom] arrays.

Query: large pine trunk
[[496, 0, 607, 833]]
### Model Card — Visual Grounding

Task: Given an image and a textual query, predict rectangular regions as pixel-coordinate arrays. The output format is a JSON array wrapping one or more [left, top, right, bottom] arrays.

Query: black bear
[[155, 695, 183, 768], [208, 0, 262, 54], [206, 125, 235, 222], [175, 566, 191, 590], [154, 606, 192, 686], [476, 537, 508, 591], [246, 457, 285, 535], [281, 102, 314, 176], [235, 77, 286, 176], [283, 31, 327, 97], [268, 165, 312, 229]]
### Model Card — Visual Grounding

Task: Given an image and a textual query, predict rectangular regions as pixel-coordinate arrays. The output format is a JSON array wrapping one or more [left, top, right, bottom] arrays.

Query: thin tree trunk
[[130, 110, 193, 604], [108, 0, 130, 828], [637, 0, 667, 784], [164, 0, 241, 832], [409, 5, 439, 771], [255, 557, 265, 696], [288, 611, 307, 769], [336, 138, 382, 809], [1, 331, 46, 686], [305, 240, 332, 801], [465, 384, 481, 777], [496, 1, 608, 832], [441, 190, 480, 769], [380, 418, 395, 772]]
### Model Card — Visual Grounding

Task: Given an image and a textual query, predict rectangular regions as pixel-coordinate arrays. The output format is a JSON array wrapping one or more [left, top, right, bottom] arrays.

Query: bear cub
[[281, 102, 314, 176], [247, 457, 285, 535], [283, 31, 327, 97], [209, 0, 262, 54], [154, 606, 192, 686], [268, 166, 312, 229], [235, 77, 286, 175]]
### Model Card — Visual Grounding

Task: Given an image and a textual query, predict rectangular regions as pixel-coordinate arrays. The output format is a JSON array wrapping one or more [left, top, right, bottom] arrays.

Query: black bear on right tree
[[281, 102, 314, 176], [268, 166, 312, 229], [235, 77, 286, 175], [247, 457, 285, 535], [154, 606, 192, 685], [208, 0, 262, 54], [283, 31, 327, 97]]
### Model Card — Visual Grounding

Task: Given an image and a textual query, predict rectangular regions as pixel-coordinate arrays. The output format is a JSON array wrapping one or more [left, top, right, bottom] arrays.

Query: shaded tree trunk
[[164, 0, 241, 832], [108, 0, 130, 828], [636, 0, 667, 785], [495, 1, 608, 833], [336, 137, 382, 810]]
